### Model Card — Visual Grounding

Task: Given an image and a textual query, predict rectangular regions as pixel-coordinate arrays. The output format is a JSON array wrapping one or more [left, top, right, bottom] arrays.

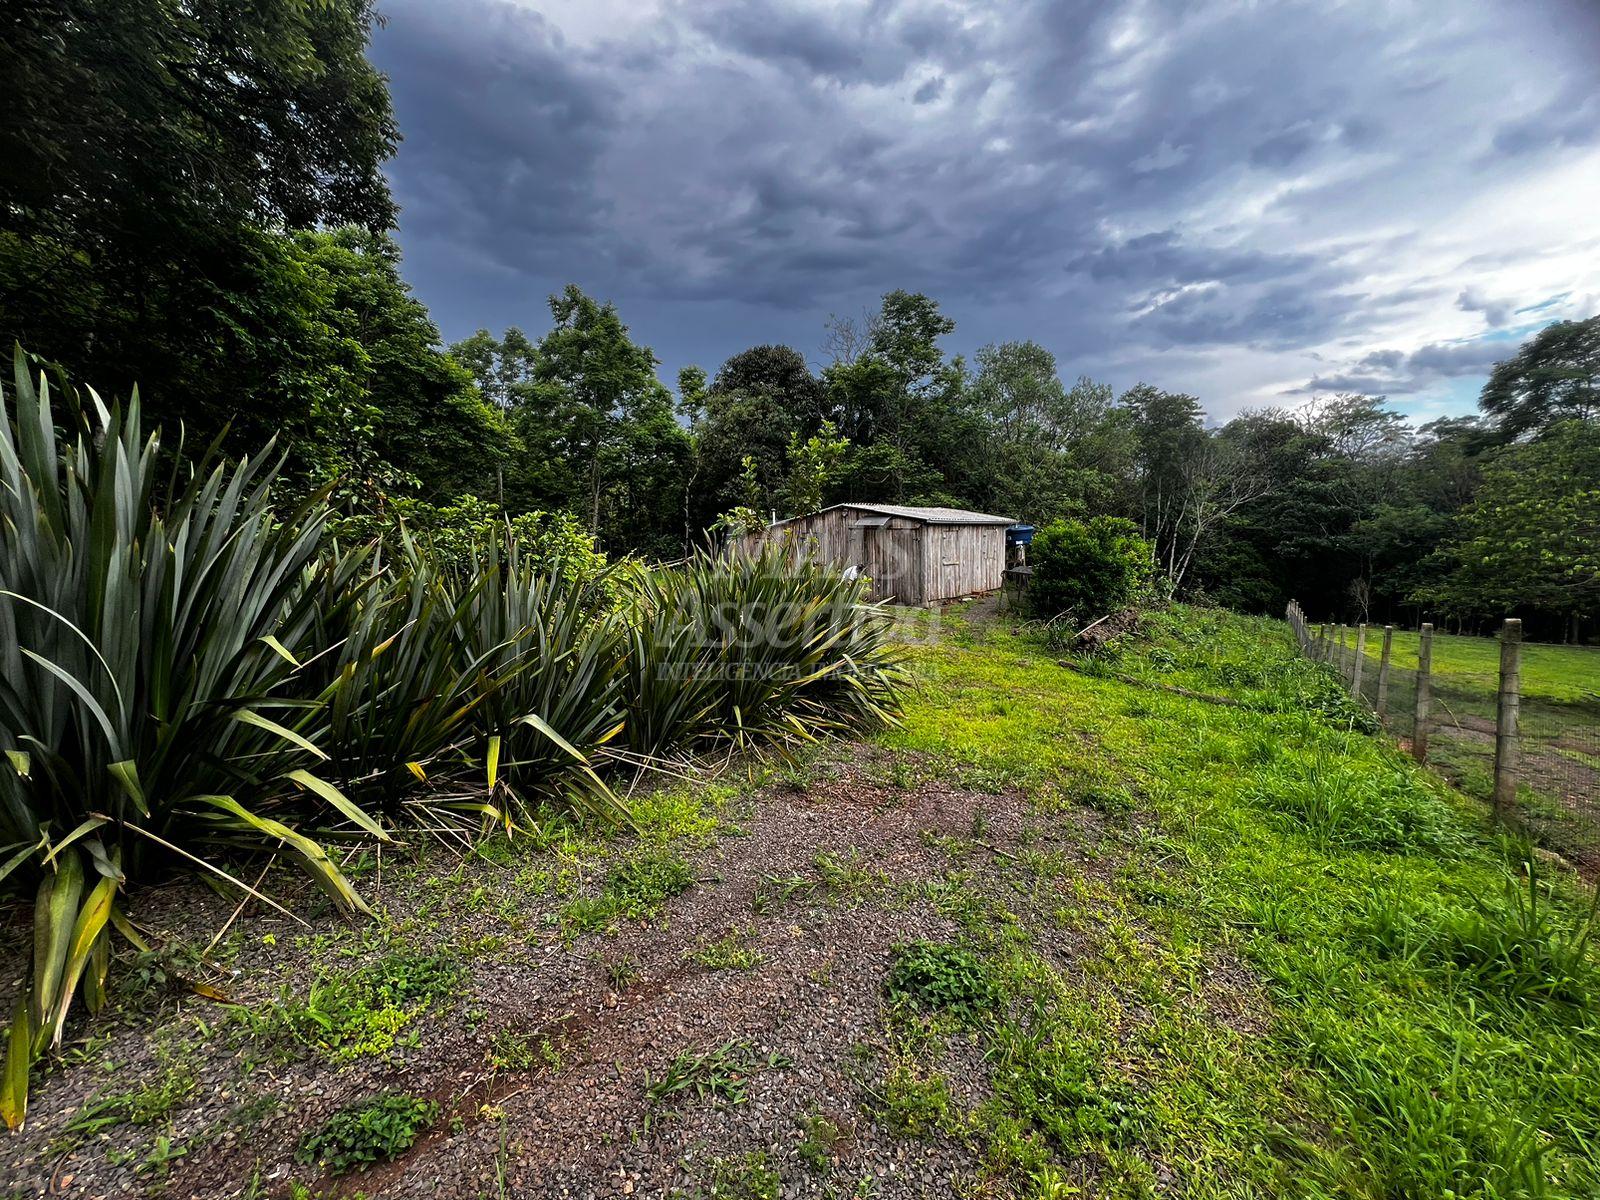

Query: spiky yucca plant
[[0, 352, 380, 1128]]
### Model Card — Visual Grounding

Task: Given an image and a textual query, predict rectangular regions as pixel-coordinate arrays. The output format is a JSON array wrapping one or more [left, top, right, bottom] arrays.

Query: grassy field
[[7, 603, 1600, 1198], [1360, 628, 1600, 709], [879, 604, 1600, 1197], [1350, 627, 1600, 867]]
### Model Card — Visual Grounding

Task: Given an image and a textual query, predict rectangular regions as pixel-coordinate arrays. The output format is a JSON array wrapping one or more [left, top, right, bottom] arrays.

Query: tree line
[[3, 1, 1596, 639]]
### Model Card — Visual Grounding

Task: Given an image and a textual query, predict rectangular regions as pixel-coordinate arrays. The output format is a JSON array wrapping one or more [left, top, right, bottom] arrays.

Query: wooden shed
[[743, 503, 1014, 605]]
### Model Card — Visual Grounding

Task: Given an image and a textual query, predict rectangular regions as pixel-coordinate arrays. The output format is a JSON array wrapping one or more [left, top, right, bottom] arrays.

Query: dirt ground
[[1, 749, 1175, 1199]]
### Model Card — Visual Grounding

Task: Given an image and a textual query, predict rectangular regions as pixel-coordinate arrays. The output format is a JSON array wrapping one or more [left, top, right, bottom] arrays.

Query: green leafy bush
[[1027, 516, 1154, 621], [296, 1092, 438, 1173], [886, 940, 1000, 1019], [328, 494, 609, 590]]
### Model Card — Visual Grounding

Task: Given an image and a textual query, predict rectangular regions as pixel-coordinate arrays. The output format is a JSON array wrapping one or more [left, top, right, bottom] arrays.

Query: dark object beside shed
[[742, 503, 1015, 605]]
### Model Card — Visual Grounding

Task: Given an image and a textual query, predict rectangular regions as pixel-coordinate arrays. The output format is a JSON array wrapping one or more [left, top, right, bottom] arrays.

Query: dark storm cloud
[[1300, 338, 1510, 396], [372, 1, 619, 272], [371, 0, 1600, 413]]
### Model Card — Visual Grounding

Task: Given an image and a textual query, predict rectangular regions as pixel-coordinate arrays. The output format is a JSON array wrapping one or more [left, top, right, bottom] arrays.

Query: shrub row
[[0, 352, 901, 1125]]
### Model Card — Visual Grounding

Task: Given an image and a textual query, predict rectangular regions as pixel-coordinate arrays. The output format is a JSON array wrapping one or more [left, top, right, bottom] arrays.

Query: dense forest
[[3, 1, 1595, 639]]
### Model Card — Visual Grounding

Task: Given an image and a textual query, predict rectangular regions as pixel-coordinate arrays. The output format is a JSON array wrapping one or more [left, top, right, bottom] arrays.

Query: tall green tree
[[520, 286, 689, 554], [1418, 420, 1600, 639], [1481, 316, 1600, 438], [293, 228, 512, 503], [688, 345, 822, 528], [0, 0, 398, 460]]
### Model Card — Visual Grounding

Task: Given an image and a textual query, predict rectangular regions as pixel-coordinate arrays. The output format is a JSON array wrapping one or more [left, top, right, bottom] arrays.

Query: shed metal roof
[[768, 502, 1016, 528]]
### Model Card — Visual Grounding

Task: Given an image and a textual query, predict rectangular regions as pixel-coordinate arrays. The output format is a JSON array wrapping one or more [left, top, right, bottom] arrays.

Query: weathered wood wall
[[742, 506, 1005, 605], [921, 523, 1005, 603]]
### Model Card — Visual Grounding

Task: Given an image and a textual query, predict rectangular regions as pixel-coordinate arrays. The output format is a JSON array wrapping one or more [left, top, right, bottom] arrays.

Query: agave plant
[[0, 352, 379, 1128]]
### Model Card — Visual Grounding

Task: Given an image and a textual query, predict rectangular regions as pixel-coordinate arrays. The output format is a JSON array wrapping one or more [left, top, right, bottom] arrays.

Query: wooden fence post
[[1351, 623, 1367, 699], [1375, 625, 1394, 716], [1413, 622, 1433, 763], [1337, 624, 1349, 678], [1493, 617, 1522, 823], [1318, 623, 1330, 661]]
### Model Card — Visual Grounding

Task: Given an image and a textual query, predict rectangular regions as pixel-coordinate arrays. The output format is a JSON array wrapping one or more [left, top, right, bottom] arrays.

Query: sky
[[369, 0, 1600, 424]]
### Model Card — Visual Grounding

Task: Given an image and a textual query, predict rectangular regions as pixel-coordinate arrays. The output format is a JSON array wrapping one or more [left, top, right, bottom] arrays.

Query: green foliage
[[0, 353, 382, 1126], [1027, 516, 1154, 620], [781, 420, 850, 518], [295, 1092, 438, 1174], [484, 287, 691, 557], [1419, 419, 1600, 623], [795, 1112, 846, 1173], [886, 941, 999, 1019], [1, 2, 398, 481], [1422, 856, 1600, 1009], [258, 950, 464, 1062], [888, 603, 1600, 1194], [328, 495, 609, 587], [687, 927, 764, 971], [880, 1064, 954, 1137], [701, 1151, 782, 1199], [1480, 315, 1600, 438], [1249, 752, 1462, 853], [563, 849, 696, 934], [485, 1028, 537, 1071]]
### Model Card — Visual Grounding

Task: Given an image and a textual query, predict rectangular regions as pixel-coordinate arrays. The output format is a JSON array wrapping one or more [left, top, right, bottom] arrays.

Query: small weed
[[564, 848, 696, 934], [814, 850, 887, 905], [604, 953, 644, 989], [1429, 857, 1600, 1008], [642, 1040, 791, 1130], [1250, 752, 1459, 854], [797, 1112, 847, 1173], [52, 1045, 197, 1154], [687, 927, 765, 971], [752, 872, 816, 914], [703, 1150, 782, 1199], [251, 949, 464, 1062], [486, 1028, 536, 1071], [115, 942, 209, 1012], [880, 1064, 953, 1137], [296, 1093, 438, 1174]]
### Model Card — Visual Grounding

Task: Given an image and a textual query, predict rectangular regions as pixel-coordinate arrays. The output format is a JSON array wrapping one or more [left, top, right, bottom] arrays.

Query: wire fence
[[1287, 603, 1600, 876]]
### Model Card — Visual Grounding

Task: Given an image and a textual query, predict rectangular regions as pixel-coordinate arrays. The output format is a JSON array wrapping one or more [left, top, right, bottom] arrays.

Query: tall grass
[[0, 352, 903, 1125]]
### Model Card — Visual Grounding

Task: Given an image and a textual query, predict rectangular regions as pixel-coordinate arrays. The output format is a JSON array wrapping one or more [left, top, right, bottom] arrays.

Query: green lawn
[[882, 603, 1600, 1197], [1361, 628, 1600, 706]]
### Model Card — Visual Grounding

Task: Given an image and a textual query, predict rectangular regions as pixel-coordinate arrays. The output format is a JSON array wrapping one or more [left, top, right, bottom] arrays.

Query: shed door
[[864, 526, 921, 603]]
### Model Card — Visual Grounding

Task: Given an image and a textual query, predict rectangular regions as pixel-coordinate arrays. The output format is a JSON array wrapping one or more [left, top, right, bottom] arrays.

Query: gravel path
[[1, 750, 1166, 1199]]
